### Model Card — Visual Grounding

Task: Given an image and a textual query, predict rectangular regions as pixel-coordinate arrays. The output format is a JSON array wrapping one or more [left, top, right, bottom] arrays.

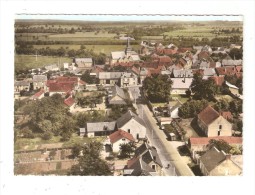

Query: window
[[122, 138, 126, 141], [152, 165, 156, 170], [218, 130, 220, 136], [128, 129, 130, 133], [219, 125, 222, 130]]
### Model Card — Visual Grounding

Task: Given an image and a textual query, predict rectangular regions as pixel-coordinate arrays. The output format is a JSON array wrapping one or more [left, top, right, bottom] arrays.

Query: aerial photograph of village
[[14, 15, 243, 176]]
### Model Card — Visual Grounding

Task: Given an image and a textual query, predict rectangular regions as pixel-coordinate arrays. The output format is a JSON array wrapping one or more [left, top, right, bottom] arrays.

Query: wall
[[120, 119, 146, 140]]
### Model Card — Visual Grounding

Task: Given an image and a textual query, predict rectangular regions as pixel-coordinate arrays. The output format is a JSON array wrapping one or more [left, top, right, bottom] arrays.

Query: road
[[137, 104, 194, 176]]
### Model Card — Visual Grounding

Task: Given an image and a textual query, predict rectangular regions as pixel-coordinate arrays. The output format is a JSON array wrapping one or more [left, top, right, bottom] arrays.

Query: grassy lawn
[[15, 54, 73, 72], [15, 133, 107, 151], [171, 94, 189, 103], [15, 136, 62, 151], [151, 102, 168, 107]]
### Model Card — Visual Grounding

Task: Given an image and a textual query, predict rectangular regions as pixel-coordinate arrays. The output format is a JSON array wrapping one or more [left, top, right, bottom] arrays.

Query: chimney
[[225, 154, 231, 161]]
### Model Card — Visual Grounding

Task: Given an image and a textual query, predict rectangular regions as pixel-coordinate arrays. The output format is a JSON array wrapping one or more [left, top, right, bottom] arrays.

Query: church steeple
[[125, 37, 132, 56]]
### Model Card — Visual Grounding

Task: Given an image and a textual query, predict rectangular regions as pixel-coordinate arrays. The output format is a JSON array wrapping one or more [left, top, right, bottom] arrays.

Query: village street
[[136, 104, 194, 176]]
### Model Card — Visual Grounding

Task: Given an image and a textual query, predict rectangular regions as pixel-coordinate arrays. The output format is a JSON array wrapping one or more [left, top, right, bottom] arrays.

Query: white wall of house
[[120, 119, 146, 140], [121, 77, 138, 87], [87, 132, 95, 137], [49, 91, 66, 96], [112, 138, 132, 153], [207, 116, 232, 137]]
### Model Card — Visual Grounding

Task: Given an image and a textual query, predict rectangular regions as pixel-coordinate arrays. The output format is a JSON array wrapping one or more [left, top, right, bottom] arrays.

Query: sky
[[16, 14, 243, 22]]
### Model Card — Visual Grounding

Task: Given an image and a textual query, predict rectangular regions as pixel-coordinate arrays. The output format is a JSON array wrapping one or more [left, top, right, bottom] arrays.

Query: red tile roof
[[198, 51, 210, 60], [48, 82, 74, 93], [127, 156, 140, 168], [158, 56, 172, 63], [79, 80, 86, 85], [192, 69, 204, 76], [131, 66, 140, 75], [64, 96, 75, 107], [209, 62, 216, 68], [163, 48, 178, 55], [32, 89, 44, 98], [198, 106, 220, 125], [235, 66, 242, 72], [56, 76, 78, 83], [177, 48, 192, 53], [189, 136, 242, 146], [209, 76, 225, 86], [109, 129, 135, 144]]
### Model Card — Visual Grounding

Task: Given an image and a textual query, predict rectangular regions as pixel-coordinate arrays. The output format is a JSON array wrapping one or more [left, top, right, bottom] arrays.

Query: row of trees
[[15, 45, 107, 65], [143, 74, 173, 103]]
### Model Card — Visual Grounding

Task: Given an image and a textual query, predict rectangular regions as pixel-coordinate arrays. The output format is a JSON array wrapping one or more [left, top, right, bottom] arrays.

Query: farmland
[[15, 55, 72, 73], [33, 44, 141, 55]]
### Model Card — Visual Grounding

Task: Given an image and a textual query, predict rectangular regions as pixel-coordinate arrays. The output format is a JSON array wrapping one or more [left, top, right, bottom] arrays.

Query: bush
[[41, 132, 53, 140], [20, 129, 35, 138]]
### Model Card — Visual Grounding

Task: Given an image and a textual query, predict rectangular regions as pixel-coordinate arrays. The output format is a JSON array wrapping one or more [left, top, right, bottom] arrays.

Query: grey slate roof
[[121, 72, 137, 79], [75, 58, 92, 63], [86, 121, 116, 133], [125, 143, 163, 176], [33, 75, 47, 82], [222, 59, 242, 66], [99, 72, 123, 79], [14, 80, 30, 86], [203, 68, 216, 76], [108, 85, 127, 105], [116, 110, 145, 128], [109, 85, 126, 99], [200, 146, 226, 172], [173, 69, 193, 78]]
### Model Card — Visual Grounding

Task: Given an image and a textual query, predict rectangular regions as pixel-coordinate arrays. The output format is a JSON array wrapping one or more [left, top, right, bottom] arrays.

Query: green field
[[163, 25, 242, 40], [33, 44, 140, 55], [15, 55, 73, 72]]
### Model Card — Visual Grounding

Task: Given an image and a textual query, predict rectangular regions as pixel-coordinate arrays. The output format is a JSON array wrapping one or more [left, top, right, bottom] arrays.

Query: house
[[116, 110, 146, 140], [45, 64, 59, 71], [64, 96, 75, 112], [222, 59, 242, 67], [170, 78, 193, 95], [30, 89, 44, 100], [14, 80, 31, 92], [82, 121, 117, 137], [168, 100, 182, 119], [188, 136, 243, 158], [123, 142, 163, 176], [98, 72, 123, 86], [225, 81, 240, 97], [75, 58, 93, 69], [107, 129, 135, 153], [32, 75, 47, 90], [108, 85, 127, 105], [209, 76, 225, 86], [120, 72, 138, 87], [47, 82, 74, 96], [199, 146, 242, 176], [197, 106, 232, 137]]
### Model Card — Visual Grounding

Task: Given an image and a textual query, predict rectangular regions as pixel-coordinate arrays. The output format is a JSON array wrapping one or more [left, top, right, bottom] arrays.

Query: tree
[[229, 48, 243, 60], [178, 99, 208, 118], [190, 73, 217, 101], [69, 141, 112, 176], [118, 142, 136, 159], [41, 131, 53, 140], [143, 74, 173, 102], [208, 139, 232, 153], [72, 143, 83, 158], [80, 70, 97, 84]]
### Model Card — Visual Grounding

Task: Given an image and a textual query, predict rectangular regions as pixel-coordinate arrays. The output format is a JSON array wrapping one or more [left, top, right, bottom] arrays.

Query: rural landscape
[[14, 16, 243, 176]]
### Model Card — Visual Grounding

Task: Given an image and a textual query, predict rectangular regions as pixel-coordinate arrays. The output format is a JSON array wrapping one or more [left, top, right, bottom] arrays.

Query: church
[[111, 38, 140, 65]]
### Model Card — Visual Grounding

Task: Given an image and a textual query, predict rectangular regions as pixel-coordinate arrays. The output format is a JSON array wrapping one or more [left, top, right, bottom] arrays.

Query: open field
[[15, 54, 72, 72], [163, 25, 242, 40], [33, 44, 140, 54], [15, 133, 106, 151]]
